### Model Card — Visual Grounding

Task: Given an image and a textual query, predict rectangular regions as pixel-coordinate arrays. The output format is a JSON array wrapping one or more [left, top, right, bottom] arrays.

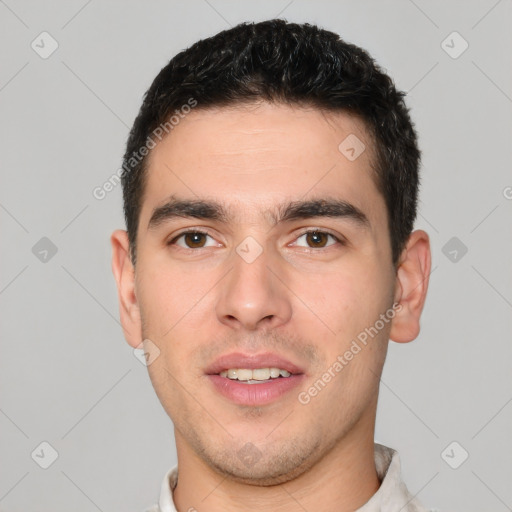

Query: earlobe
[[110, 229, 142, 348], [389, 230, 431, 344]]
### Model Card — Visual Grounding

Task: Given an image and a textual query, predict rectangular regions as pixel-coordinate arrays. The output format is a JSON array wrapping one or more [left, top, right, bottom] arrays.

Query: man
[[111, 19, 432, 512]]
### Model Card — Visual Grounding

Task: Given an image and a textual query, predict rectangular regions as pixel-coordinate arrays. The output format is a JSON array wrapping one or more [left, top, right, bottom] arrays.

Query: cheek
[[136, 259, 215, 377], [301, 260, 388, 337], [136, 256, 209, 334]]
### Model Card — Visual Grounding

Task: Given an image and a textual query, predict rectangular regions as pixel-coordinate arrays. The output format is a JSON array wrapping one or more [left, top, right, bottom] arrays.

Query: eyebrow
[[147, 195, 370, 231]]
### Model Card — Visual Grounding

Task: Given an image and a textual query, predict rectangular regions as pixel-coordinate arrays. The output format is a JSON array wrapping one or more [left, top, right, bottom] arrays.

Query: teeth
[[253, 368, 270, 380], [269, 367, 280, 378], [219, 367, 292, 380], [236, 369, 253, 381]]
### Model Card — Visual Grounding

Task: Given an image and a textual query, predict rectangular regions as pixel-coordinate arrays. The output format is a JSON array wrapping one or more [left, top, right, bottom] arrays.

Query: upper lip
[[205, 352, 305, 375]]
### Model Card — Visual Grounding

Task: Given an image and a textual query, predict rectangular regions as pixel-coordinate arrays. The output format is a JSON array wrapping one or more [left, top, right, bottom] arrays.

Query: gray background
[[1, 1, 511, 511]]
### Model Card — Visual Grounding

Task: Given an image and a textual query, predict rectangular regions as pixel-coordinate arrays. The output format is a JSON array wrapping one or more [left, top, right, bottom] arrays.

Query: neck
[[173, 420, 380, 512]]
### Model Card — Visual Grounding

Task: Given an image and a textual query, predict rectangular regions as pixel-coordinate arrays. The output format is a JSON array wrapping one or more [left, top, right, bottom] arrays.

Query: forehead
[[139, 103, 384, 228]]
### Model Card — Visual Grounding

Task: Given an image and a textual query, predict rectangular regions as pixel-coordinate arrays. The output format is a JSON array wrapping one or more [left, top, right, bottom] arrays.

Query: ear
[[389, 229, 431, 343], [110, 229, 142, 348]]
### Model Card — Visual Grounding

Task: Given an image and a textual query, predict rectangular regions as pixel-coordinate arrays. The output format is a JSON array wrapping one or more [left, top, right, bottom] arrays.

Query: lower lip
[[207, 374, 305, 406]]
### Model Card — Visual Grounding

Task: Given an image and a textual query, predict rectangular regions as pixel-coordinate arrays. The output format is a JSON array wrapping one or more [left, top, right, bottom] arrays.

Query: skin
[[111, 102, 431, 512]]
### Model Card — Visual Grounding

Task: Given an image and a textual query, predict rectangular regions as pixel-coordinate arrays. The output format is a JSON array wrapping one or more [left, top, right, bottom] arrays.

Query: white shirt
[[145, 443, 432, 512]]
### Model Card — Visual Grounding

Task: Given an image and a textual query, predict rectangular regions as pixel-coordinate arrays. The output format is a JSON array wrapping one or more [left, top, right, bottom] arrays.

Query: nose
[[215, 243, 292, 331]]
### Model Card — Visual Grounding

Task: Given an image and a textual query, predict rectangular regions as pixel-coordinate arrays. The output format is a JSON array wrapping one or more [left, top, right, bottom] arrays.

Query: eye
[[168, 229, 342, 251], [168, 230, 219, 249], [292, 229, 341, 249]]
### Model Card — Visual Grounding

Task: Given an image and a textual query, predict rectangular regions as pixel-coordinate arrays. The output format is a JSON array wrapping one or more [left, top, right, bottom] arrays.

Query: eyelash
[[167, 228, 345, 251]]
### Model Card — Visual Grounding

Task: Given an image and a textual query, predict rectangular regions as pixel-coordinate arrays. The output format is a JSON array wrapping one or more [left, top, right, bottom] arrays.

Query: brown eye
[[293, 230, 339, 249], [305, 231, 329, 248], [183, 232, 207, 248], [169, 231, 217, 249]]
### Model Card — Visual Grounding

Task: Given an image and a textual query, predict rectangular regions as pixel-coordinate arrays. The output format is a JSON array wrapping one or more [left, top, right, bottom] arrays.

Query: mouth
[[205, 352, 306, 406], [218, 367, 294, 383]]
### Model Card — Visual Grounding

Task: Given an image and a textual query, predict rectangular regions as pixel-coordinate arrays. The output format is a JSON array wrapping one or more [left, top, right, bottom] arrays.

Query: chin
[[204, 439, 323, 486]]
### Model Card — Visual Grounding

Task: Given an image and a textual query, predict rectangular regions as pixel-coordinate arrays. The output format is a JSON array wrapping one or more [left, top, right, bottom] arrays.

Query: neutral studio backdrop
[[1, 1, 511, 511]]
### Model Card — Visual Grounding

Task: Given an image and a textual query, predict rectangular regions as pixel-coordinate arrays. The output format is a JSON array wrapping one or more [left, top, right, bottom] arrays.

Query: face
[[113, 103, 417, 485]]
